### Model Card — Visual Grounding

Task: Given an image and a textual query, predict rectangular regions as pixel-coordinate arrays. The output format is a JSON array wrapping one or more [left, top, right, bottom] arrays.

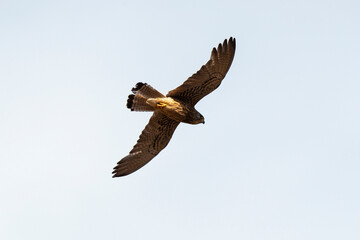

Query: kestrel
[[112, 37, 236, 177]]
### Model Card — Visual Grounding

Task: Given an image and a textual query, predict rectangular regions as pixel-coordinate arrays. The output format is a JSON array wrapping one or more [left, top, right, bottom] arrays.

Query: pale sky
[[1, 0, 359, 239]]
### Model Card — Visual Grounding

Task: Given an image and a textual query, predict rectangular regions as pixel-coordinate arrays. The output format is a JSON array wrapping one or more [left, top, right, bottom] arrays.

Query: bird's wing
[[166, 37, 236, 105], [112, 111, 180, 177]]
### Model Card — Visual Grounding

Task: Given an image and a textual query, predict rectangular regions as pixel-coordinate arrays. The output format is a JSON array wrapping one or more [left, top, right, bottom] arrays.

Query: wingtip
[[212, 37, 236, 59], [112, 169, 123, 178], [211, 47, 218, 59], [229, 37, 236, 49], [112, 173, 124, 178], [112, 170, 129, 178], [217, 42, 223, 53], [112, 160, 131, 177]]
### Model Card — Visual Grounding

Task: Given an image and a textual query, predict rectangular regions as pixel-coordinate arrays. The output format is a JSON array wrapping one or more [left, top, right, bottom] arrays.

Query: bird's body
[[146, 97, 203, 124], [113, 37, 236, 177]]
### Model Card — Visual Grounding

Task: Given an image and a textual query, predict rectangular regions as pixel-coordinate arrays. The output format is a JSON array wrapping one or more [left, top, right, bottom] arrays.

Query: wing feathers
[[112, 112, 179, 177], [132, 82, 165, 98], [166, 37, 236, 105]]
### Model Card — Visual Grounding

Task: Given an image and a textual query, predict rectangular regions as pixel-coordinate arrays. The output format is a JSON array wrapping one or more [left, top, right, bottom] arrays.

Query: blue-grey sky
[[1, 0, 359, 239]]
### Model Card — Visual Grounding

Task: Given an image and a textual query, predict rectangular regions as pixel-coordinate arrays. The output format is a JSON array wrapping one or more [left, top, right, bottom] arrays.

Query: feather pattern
[[167, 37, 236, 105], [127, 82, 165, 111], [112, 111, 179, 177]]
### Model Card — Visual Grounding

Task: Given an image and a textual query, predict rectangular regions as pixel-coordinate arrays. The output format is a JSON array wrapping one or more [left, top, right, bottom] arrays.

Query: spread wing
[[167, 37, 236, 106], [112, 111, 180, 177]]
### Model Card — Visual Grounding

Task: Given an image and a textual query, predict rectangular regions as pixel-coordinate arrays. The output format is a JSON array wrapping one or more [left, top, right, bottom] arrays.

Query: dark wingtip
[[127, 94, 135, 109], [229, 37, 236, 50], [131, 82, 145, 93], [112, 173, 122, 178], [112, 171, 120, 178], [112, 169, 128, 178], [112, 166, 121, 178]]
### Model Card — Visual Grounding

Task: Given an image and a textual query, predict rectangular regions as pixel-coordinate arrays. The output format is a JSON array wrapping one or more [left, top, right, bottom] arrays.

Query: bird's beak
[[202, 118, 205, 124]]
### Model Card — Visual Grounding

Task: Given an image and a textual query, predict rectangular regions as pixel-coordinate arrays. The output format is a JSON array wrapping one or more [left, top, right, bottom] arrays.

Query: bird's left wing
[[167, 37, 236, 105], [112, 111, 180, 177]]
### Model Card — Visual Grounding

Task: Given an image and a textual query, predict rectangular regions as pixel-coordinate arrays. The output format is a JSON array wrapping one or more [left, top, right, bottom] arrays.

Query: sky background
[[1, 0, 359, 239]]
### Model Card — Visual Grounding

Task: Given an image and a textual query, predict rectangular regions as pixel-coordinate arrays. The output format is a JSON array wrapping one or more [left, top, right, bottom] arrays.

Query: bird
[[112, 37, 236, 177]]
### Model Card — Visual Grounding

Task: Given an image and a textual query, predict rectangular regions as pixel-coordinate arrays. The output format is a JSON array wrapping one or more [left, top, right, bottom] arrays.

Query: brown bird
[[112, 37, 236, 177]]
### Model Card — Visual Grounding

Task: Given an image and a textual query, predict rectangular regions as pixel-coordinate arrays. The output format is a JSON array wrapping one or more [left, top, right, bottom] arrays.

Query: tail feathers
[[131, 82, 165, 98], [126, 82, 165, 112], [127, 94, 154, 111]]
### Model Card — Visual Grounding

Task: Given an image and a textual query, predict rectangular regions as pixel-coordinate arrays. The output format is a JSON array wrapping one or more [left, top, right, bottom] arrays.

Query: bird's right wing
[[167, 37, 236, 105], [112, 111, 180, 177]]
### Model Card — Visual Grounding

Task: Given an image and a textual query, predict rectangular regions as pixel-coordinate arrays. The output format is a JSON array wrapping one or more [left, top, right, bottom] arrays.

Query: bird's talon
[[157, 103, 167, 108]]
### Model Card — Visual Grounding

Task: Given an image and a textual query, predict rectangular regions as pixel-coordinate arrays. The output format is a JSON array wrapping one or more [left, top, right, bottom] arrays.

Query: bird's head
[[195, 112, 205, 124]]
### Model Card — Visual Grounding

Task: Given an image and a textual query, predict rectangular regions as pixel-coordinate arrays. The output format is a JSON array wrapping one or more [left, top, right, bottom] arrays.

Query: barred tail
[[126, 82, 165, 111]]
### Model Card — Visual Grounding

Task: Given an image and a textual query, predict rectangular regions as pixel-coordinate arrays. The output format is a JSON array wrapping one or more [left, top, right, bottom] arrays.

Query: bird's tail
[[126, 82, 165, 111]]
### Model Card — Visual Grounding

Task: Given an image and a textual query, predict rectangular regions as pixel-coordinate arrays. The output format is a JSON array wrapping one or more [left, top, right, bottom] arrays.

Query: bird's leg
[[146, 98, 168, 110], [156, 102, 167, 108]]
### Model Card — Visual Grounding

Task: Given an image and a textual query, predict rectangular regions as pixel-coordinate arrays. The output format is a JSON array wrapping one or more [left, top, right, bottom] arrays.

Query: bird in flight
[[112, 37, 236, 177]]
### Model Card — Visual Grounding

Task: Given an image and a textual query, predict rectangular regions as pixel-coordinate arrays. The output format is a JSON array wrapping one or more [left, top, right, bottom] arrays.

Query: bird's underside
[[112, 37, 236, 177]]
